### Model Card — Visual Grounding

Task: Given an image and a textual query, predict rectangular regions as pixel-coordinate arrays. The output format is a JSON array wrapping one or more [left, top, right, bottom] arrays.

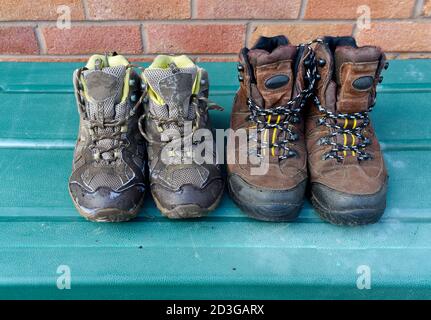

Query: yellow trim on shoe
[[82, 53, 131, 103], [271, 115, 281, 157], [351, 134, 356, 156], [343, 133, 347, 157]]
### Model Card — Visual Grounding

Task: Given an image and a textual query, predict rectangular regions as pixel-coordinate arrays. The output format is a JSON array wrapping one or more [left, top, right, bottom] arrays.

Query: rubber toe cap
[[228, 174, 306, 221], [311, 182, 387, 225]]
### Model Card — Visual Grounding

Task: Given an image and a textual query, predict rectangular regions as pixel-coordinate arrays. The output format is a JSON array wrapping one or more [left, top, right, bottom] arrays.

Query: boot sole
[[310, 181, 387, 226], [152, 187, 224, 219], [69, 188, 144, 223], [228, 174, 306, 222]]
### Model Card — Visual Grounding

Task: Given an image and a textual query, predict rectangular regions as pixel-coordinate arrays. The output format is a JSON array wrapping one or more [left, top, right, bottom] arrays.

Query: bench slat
[[0, 246, 430, 299], [0, 149, 429, 220], [0, 91, 430, 149]]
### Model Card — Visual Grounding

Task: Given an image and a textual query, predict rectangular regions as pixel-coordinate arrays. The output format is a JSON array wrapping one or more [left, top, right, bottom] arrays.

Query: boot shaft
[[306, 36, 388, 195], [236, 35, 313, 113], [142, 55, 212, 145], [313, 36, 387, 115], [72, 53, 143, 163], [233, 35, 313, 161]]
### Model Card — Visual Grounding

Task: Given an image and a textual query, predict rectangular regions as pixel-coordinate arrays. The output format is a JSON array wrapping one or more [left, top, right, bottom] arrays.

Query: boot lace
[[306, 38, 383, 162], [138, 95, 223, 160], [247, 40, 321, 160], [313, 95, 374, 162], [73, 65, 145, 163]]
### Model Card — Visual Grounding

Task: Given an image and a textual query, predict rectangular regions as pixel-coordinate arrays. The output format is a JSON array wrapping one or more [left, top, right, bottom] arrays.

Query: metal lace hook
[[306, 38, 324, 46], [138, 113, 147, 138], [73, 68, 88, 115]]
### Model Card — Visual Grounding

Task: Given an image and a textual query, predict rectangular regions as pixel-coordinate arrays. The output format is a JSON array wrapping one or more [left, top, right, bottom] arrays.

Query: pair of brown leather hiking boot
[[228, 35, 388, 226]]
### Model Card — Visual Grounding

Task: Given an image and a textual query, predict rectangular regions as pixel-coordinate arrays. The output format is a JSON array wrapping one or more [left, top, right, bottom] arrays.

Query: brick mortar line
[[245, 22, 252, 48], [0, 18, 431, 26], [242, 18, 431, 24], [298, 0, 308, 20], [191, 0, 197, 19], [140, 24, 147, 54], [81, 0, 90, 20], [0, 21, 143, 27], [0, 53, 430, 59], [414, 0, 425, 17], [0, 54, 239, 58], [351, 22, 358, 38], [34, 26, 47, 55]]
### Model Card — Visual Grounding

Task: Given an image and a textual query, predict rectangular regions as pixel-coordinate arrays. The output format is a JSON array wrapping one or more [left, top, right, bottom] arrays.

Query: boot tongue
[[82, 55, 130, 160], [334, 46, 382, 113], [144, 55, 198, 121], [247, 44, 297, 108], [82, 57, 127, 121]]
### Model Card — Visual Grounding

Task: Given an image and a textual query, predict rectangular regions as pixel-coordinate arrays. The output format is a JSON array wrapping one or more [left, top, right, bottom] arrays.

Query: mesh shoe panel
[[144, 65, 198, 132], [82, 65, 131, 160]]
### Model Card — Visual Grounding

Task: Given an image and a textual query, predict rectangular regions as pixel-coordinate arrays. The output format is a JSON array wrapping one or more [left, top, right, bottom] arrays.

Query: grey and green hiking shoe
[[69, 53, 146, 222], [141, 55, 224, 219]]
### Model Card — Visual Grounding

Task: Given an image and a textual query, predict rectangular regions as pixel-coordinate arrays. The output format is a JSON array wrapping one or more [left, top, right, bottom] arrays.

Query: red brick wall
[[0, 0, 430, 61]]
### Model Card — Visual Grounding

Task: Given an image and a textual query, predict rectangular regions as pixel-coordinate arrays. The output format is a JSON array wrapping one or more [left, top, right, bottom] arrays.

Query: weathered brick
[[250, 24, 353, 46], [0, 55, 239, 62], [304, 0, 415, 19], [0, 0, 84, 21], [196, 0, 301, 19], [42, 25, 143, 55], [194, 55, 237, 62], [145, 24, 246, 54], [86, 0, 190, 20], [0, 56, 88, 62], [0, 27, 39, 54], [357, 22, 431, 52]]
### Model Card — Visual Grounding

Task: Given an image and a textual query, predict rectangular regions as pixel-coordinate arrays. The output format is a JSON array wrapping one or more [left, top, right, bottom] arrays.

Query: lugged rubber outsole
[[228, 174, 306, 222], [152, 187, 224, 219], [310, 181, 387, 226], [69, 189, 145, 223]]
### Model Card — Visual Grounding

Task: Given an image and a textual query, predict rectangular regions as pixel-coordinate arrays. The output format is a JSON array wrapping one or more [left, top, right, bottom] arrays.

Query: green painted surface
[[0, 60, 430, 299]]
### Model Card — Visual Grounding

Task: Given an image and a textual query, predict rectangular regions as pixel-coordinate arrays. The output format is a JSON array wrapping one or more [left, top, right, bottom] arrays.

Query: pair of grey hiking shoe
[[69, 53, 224, 222]]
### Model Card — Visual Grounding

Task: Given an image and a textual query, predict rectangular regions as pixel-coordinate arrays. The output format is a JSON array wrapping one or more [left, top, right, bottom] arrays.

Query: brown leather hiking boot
[[306, 36, 389, 226], [141, 55, 224, 219], [227, 35, 315, 221], [69, 53, 146, 222]]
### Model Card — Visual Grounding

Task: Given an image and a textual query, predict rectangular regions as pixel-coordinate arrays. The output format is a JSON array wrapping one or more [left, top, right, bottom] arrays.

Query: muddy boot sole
[[78, 207, 140, 222], [73, 203, 143, 223], [69, 189, 144, 223], [310, 181, 387, 226], [228, 174, 306, 222], [152, 187, 224, 219]]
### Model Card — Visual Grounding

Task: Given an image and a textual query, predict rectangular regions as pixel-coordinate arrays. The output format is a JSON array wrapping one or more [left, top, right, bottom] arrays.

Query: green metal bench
[[0, 60, 430, 299]]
